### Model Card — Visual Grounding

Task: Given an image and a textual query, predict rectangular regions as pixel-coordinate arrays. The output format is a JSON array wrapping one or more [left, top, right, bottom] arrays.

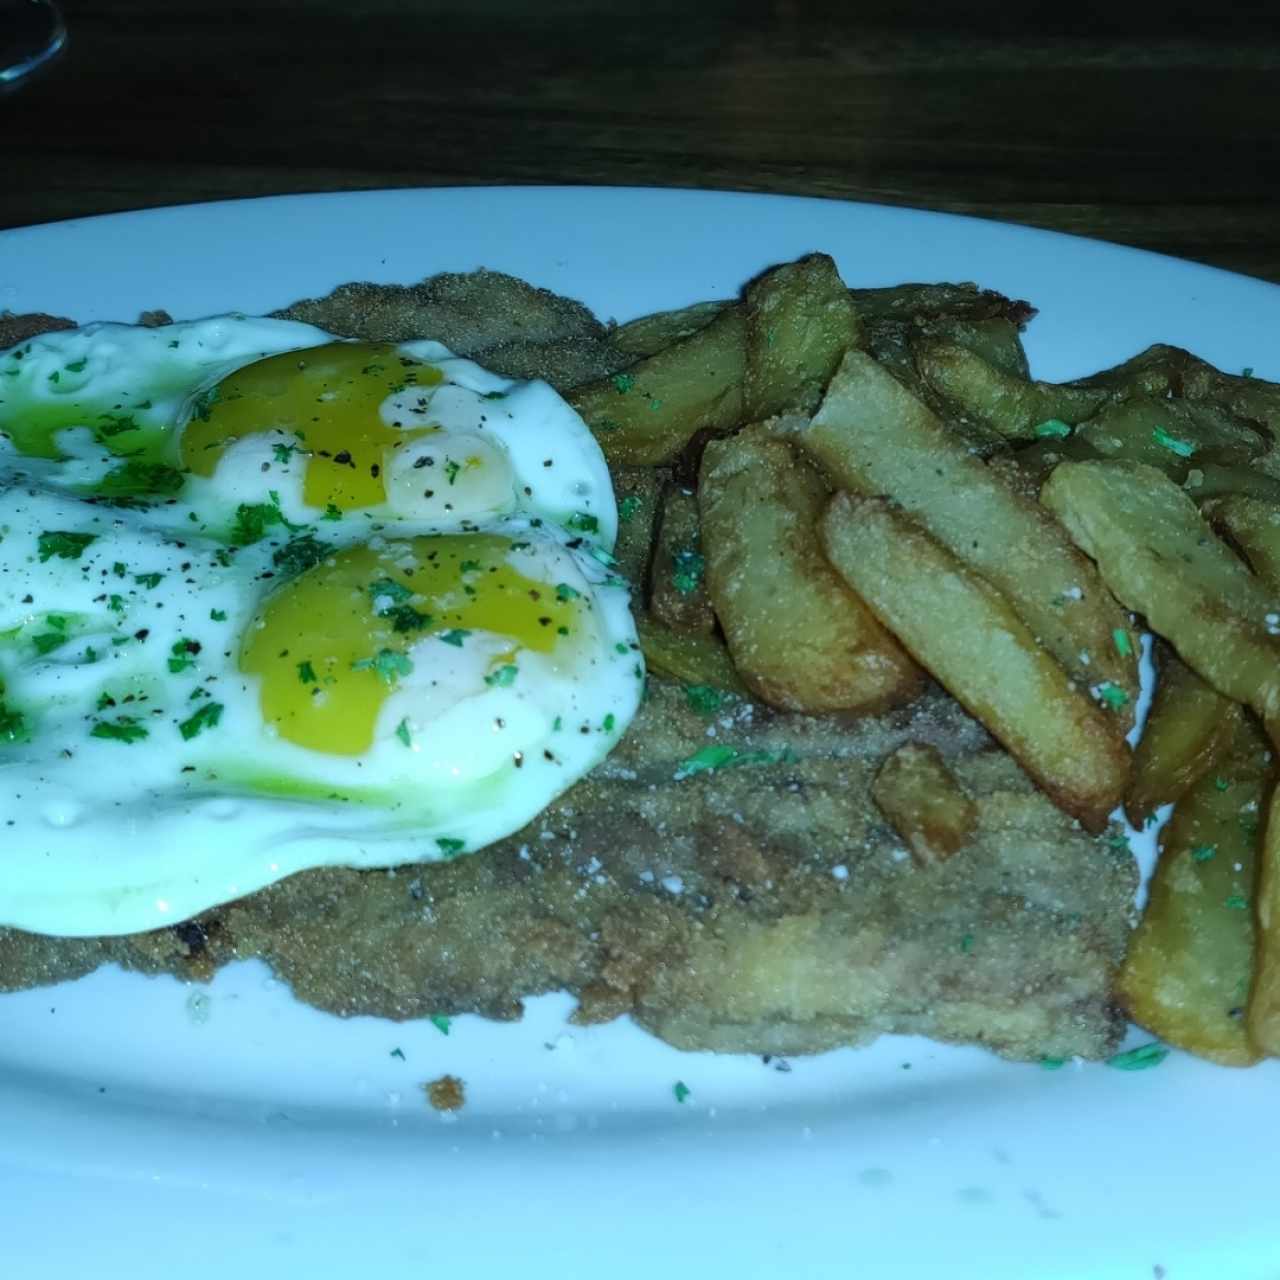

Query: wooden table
[[5, 0, 1280, 283]]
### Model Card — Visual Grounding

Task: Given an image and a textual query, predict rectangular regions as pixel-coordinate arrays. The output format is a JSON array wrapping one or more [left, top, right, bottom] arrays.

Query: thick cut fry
[[1077, 394, 1266, 476], [1203, 494, 1280, 590], [1183, 462, 1280, 506], [1251, 774, 1280, 1053], [634, 614, 747, 695], [820, 493, 1129, 831], [847, 282, 1033, 326], [1125, 645, 1243, 828], [914, 339, 1109, 439], [1069, 343, 1184, 398], [1041, 461, 1280, 723], [611, 300, 727, 358], [700, 435, 921, 714], [1120, 714, 1270, 1066], [793, 351, 1138, 715], [917, 315, 1029, 379], [609, 466, 665, 587], [1009, 434, 1103, 489], [568, 305, 745, 466], [742, 254, 862, 420], [648, 484, 715, 634], [872, 742, 978, 866]]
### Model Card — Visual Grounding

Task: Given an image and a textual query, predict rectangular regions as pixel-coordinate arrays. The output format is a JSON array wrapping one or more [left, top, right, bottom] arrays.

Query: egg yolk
[[181, 342, 444, 512], [240, 534, 581, 756]]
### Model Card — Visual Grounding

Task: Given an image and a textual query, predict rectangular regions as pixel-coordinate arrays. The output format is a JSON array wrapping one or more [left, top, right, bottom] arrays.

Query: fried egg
[[0, 317, 641, 937]]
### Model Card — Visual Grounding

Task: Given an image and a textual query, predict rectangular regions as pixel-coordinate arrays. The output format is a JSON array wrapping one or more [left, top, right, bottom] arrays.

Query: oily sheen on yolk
[[181, 342, 444, 511], [240, 534, 580, 755]]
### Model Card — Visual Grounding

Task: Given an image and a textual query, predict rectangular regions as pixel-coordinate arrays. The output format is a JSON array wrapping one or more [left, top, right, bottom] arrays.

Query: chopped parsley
[[567, 512, 599, 534], [1095, 682, 1129, 710], [555, 582, 581, 602], [1105, 1043, 1169, 1071], [1190, 844, 1216, 863], [210, 608, 227, 622], [1112, 629, 1132, 658], [603, 713, 616, 732], [1033, 419, 1072, 439], [384, 604, 431, 633], [230, 495, 295, 546], [390, 1047, 406, 1060], [97, 460, 186, 503], [444, 459, 461, 485], [351, 648, 413, 683], [297, 660, 317, 684], [437, 629, 470, 647], [1152, 426, 1196, 458], [94, 412, 141, 440], [429, 1014, 452, 1036], [90, 716, 149, 744], [272, 443, 296, 464], [134, 572, 164, 589], [37, 530, 96, 562], [673, 1081, 691, 1104], [484, 664, 519, 688], [395, 718, 412, 747], [369, 577, 412, 606], [189, 384, 221, 422], [65, 358, 87, 374], [322, 503, 343, 522], [168, 639, 200, 673], [178, 701, 223, 741], [960, 933, 975, 954], [675, 744, 798, 780], [272, 535, 328, 576], [436, 837, 466, 857], [684, 684, 723, 714], [1225, 894, 1249, 910], [618, 495, 641, 522], [481, 390, 507, 401], [32, 631, 68, 656], [1040, 1057, 1067, 1071], [612, 372, 636, 393], [671, 548, 705, 595], [0, 702, 26, 743], [1213, 777, 1231, 792]]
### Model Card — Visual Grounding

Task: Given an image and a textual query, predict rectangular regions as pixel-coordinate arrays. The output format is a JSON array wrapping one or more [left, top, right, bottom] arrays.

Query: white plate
[[2, 189, 1279, 1280]]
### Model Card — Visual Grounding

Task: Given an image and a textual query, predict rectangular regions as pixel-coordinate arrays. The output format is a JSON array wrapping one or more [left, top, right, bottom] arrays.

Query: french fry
[[913, 339, 1109, 439], [609, 466, 665, 588], [1250, 775, 1280, 1054], [872, 742, 978, 866], [1125, 645, 1243, 828], [648, 484, 715, 634], [742, 254, 862, 420], [791, 351, 1139, 716], [1041, 461, 1280, 723], [1068, 343, 1185, 399], [634, 613, 748, 695], [1120, 714, 1270, 1066], [699, 434, 922, 713], [1182, 462, 1280, 506], [847, 281, 1033, 326], [820, 493, 1129, 831], [1203, 494, 1280, 590], [568, 305, 745, 466], [916, 315, 1030, 379], [1076, 394, 1266, 477], [612, 300, 728, 358]]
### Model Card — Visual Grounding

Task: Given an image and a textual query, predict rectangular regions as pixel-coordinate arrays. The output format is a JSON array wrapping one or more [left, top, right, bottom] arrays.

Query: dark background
[[5, 0, 1280, 281]]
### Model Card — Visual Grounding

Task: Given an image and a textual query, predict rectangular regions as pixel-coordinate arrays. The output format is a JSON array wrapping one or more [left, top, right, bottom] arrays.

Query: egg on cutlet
[[0, 317, 641, 937]]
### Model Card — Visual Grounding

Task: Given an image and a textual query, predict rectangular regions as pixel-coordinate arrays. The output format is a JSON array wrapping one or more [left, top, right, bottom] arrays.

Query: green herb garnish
[[91, 716, 149, 744], [37, 531, 96, 562], [1033, 419, 1072, 439], [1152, 426, 1196, 458], [297, 660, 317, 684], [178, 702, 223, 741], [484, 664, 519, 688], [429, 1014, 451, 1035], [673, 1081, 691, 1104], [684, 684, 723, 715], [437, 629, 471, 647], [1095, 682, 1129, 710], [1106, 1043, 1169, 1071], [671, 548, 704, 595], [1112, 629, 1132, 658], [351, 649, 413, 683], [134, 572, 164, 589], [567, 512, 599, 534], [618, 495, 641, 521], [1190, 844, 1216, 863], [395, 718, 412, 747], [168, 639, 200, 673], [272, 535, 328, 576], [555, 583, 581, 602], [675, 744, 798, 780], [436, 837, 466, 857]]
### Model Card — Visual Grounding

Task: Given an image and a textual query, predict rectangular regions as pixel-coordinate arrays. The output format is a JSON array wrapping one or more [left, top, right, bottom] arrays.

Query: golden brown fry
[[1125, 645, 1243, 828], [1250, 772, 1280, 1054], [820, 493, 1129, 831], [1009, 434, 1103, 490], [634, 614, 748, 695], [609, 466, 665, 587], [611, 300, 728, 358], [914, 339, 1109, 439], [648, 484, 715, 634], [917, 315, 1030, 379], [1120, 714, 1270, 1067], [872, 742, 979, 867], [847, 281, 1032, 325], [1068, 343, 1186, 398], [1203, 494, 1280, 591], [699, 434, 922, 714], [568, 305, 745, 466], [1041, 460, 1280, 723], [1183, 462, 1280, 506], [1077, 394, 1266, 477], [742, 254, 862, 420], [792, 351, 1139, 715]]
